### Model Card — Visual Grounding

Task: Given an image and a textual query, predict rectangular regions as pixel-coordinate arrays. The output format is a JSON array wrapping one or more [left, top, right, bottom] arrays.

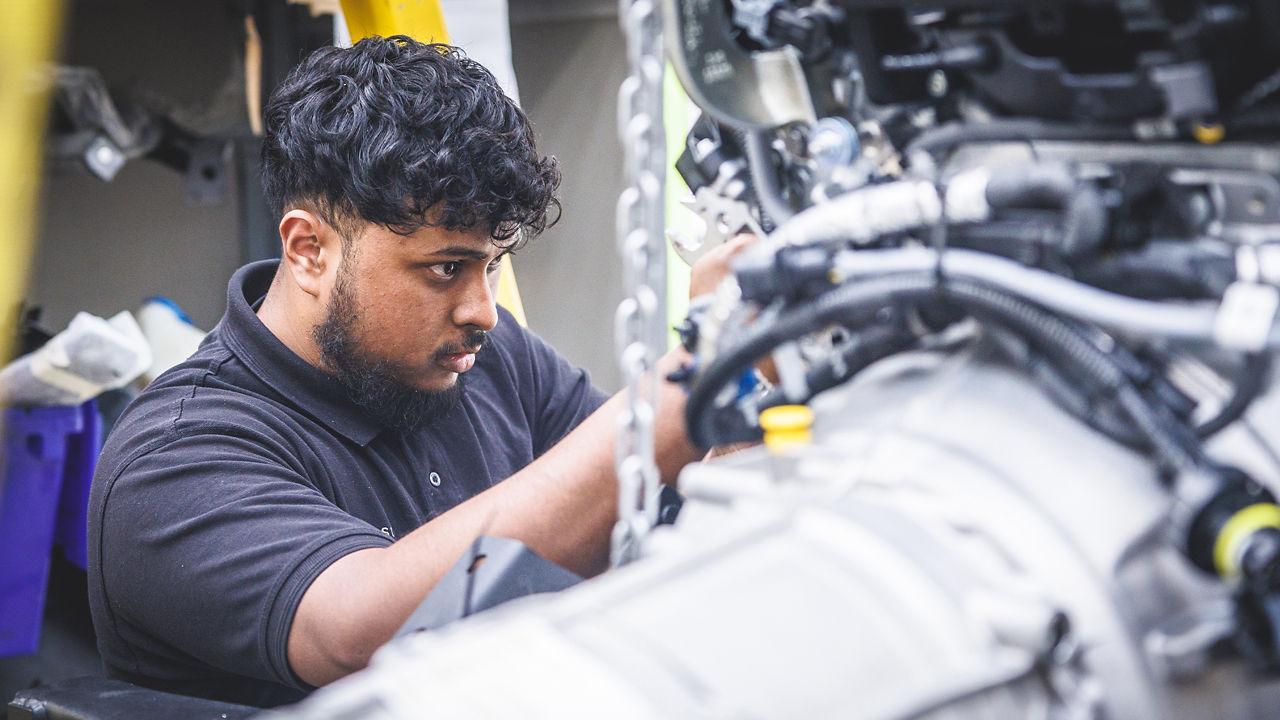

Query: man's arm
[[286, 348, 698, 685], [287, 234, 752, 686]]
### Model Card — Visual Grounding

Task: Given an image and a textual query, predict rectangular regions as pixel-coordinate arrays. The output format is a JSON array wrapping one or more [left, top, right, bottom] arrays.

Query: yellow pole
[[0, 0, 63, 371], [338, 0, 450, 44], [337, 0, 529, 326]]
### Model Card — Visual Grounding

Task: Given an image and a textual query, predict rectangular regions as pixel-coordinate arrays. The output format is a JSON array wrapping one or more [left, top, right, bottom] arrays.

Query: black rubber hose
[[1196, 353, 1272, 438], [944, 280, 1205, 472], [742, 129, 797, 229], [687, 272, 1208, 472], [757, 323, 918, 410], [904, 119, 1136, 161], [983, 164, 1108, 256], [685, 273, 938, 448], [1020, 345, 1147, 449], [1006, 323, 1226, 455]]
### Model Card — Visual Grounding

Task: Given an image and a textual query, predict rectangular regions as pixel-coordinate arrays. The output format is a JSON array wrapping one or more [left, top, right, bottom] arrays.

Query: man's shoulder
[[97, 338, 300, 480]]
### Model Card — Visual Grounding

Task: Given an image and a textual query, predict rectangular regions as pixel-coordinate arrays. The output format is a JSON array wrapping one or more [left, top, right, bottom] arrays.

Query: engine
[[270, 1, 1280, 717]]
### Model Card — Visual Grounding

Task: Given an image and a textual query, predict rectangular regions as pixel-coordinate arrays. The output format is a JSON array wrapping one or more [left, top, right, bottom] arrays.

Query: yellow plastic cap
[[1193, 123, 1225, 145], [759, 404, 814, 453]]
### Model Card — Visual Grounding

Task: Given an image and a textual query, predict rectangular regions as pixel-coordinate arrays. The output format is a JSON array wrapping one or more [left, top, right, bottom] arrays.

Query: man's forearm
[[287, 347, 701, 686]]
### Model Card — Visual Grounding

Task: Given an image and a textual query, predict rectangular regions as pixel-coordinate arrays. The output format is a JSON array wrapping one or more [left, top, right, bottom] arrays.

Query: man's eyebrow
[[424, 246, 495, 261]]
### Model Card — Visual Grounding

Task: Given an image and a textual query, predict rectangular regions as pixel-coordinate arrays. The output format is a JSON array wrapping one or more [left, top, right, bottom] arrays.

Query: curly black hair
[[261, 35, 560, 247]]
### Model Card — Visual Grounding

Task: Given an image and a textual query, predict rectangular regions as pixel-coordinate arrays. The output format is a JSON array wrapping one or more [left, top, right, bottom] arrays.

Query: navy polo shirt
[[86, 260, 608, 708]]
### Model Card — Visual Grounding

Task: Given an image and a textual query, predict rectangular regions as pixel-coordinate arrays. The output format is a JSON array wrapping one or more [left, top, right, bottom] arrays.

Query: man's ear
[[279, 210, 341, 298]]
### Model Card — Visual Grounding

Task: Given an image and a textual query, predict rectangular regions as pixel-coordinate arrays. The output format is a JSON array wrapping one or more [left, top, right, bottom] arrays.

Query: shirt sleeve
[[94, 428, 392, 690]]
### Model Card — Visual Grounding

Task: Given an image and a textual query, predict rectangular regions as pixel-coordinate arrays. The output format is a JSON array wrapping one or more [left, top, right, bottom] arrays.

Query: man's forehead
[[376, 222, 505, 260]]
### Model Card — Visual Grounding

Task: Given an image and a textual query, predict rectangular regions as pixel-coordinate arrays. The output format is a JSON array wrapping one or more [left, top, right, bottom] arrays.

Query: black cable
[[687, 271, 1209, 472], [1016, 341, 1147, 449], [1075, 344, 1272, 442], [903, 118, 1135, 161], [999, 325, 1247, 453], [741, 128, 796, 229], [943, 280, 1204, 472], [757, 323, 918, 410], [1196, 353, 1272, 439], [685, 273, 938, 448]]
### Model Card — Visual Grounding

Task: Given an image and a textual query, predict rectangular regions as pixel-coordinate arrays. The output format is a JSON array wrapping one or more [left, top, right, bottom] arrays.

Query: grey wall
[[29, 0, 246, 334], [510, 14, 627, 392], [34, 163, 243, 334]]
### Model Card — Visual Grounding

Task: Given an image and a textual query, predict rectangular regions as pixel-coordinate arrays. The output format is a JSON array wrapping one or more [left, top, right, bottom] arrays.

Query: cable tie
[[1257, 244, 1280, 286], [1213, 281, 1280, 352], [1237, 244, 1261, 284]]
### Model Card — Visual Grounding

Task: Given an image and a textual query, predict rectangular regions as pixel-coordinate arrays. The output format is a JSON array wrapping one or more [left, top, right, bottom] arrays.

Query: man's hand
[[684, 233, 780, 441], [288, 270, 715, 687], [288, 235, 760, 690], [688, 233, 756, 299]]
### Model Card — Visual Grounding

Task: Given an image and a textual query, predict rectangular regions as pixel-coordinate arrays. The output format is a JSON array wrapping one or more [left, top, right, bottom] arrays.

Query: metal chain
[[612, 0, 666, 567]]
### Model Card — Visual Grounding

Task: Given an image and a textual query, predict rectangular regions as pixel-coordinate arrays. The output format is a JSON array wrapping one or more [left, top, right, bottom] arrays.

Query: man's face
[[313, 221, 505, 430]]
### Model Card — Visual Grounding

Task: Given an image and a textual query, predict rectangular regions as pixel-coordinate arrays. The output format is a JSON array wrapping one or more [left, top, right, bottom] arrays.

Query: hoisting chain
[[612, 0, 666, 566]]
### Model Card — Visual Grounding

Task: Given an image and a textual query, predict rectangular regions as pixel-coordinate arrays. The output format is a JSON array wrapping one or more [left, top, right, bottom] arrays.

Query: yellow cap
[[759, 404, 814, 454], [1193, 123, 1225, 145], [1214, 502, 1280, 579]]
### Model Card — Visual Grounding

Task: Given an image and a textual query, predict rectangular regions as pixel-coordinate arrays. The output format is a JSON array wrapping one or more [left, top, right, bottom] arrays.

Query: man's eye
[[487, 257, 504, 274], [431, 261, 461, 279]]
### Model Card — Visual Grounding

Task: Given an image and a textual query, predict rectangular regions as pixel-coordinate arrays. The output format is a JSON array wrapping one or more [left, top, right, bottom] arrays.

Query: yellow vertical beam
[[338, 0, 529, 326], [338, 0, 450, 44], [0, 0, 63, 372], [492, 254, 527, 327]]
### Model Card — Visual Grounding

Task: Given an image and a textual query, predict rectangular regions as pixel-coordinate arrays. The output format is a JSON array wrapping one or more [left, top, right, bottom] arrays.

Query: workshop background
[[1, 0, 668, 709], [28, 0, 632, 389]]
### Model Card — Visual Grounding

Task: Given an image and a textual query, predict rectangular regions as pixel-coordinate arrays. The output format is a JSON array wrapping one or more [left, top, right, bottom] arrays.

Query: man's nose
[[453, 271, 499, 331]]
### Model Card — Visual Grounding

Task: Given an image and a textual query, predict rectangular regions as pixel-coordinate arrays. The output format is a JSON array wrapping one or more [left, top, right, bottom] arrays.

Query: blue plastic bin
[[0, 400, 100, 658], [54, 402, 101, 571]]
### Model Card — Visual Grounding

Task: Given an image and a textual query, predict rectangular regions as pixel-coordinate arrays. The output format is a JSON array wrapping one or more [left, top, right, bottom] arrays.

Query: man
[[87, 36, 732, 708]]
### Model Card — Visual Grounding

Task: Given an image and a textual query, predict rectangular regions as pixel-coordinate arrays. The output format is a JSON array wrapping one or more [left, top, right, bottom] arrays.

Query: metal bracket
[[662, 0, 816, 130]]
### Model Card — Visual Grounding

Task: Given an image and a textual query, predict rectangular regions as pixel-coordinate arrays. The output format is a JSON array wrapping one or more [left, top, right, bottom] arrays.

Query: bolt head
[[927, 70, 948, 98]]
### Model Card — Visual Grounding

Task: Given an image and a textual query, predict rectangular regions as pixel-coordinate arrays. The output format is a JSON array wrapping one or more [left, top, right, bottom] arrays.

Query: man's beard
[[313, 272, 486, 432]]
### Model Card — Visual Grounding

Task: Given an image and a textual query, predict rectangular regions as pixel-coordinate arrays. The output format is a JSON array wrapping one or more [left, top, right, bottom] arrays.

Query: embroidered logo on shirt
[[380, 526, 396, 540]]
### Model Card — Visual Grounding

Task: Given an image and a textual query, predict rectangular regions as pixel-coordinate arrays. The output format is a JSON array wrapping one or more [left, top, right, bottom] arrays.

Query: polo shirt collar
[[219, 260, 384, 447]]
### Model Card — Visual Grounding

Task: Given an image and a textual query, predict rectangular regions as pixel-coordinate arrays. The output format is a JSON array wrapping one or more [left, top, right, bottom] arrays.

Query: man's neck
[[256, 271, 325, 370]]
